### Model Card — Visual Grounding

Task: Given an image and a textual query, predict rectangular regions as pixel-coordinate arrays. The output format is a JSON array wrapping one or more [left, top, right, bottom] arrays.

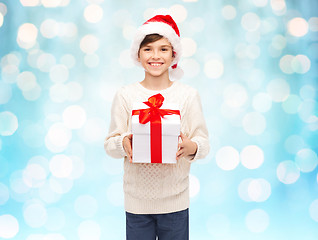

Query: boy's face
[[138, 37, 175, 78]]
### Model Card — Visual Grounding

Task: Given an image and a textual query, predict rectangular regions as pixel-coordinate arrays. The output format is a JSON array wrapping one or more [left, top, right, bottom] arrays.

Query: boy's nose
[[152, 50, 160, 59]]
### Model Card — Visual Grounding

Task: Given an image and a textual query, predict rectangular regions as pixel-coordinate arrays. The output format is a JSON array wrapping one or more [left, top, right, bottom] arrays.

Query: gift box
[[131, 94, 180, 164]]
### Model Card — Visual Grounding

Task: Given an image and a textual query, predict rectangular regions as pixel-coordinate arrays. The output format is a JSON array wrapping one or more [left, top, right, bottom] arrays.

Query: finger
[[128, 148, 133, 161], [123, 138, 133, 160], [126, 147, 132, 163], [176, 149, 184, 159], [176, 153, 184, 160]]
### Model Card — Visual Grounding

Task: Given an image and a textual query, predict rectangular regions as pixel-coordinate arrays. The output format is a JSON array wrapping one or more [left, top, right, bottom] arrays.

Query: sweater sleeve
[[185, 90, 210, 162], [104, 88, 131, 159]]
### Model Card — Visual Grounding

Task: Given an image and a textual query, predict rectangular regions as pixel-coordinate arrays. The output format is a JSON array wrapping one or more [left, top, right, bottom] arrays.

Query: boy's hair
[[138, 34, 175, 57], [139, 34, 163, 49]]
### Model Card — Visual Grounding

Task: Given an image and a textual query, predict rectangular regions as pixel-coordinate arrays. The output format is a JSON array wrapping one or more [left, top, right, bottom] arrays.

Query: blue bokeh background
[[0, 0, 318, 239]]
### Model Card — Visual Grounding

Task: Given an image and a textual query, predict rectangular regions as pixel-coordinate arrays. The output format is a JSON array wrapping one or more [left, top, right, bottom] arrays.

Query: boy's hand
[[123, 134, 133, 163], [176, 132, 197, 160]]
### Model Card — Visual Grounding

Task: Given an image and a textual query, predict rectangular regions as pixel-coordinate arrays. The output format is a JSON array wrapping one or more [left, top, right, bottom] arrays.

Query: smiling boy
[[105, 15, 209, 240]]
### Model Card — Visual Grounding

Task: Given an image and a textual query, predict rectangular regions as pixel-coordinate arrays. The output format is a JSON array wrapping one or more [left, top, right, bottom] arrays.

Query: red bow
[[132, 93, 180, 163]]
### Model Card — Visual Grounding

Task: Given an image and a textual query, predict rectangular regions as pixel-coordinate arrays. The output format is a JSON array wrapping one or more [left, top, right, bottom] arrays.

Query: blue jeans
[[126, 208, 189, 240]]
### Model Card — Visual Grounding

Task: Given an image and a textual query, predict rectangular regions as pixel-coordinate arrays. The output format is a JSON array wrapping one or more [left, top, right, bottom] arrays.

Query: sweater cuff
[[187, 139, 201, 163], [117, 132, 132, 158]]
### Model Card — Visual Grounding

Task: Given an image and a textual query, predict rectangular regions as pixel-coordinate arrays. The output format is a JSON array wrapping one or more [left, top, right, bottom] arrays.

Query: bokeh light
[[292, 55, 311, 74], [241, 12, 261, 32], [0, 111, 18, 136], [20, 0, 40, 7], [40, 19, 59, 38], [216, 146, 240, 170], [277, 160, 300, 184], [37, 52, 56, 72], [62, 105, 87, 129], [267, 78, 290, 102], [240, 145, 264, 169], [223, 83, 248, 108], [1, 1, 318, 239], [204, 59, 224, 79], [49, 154, 73, 178], [270, 0, 286, 15], [0, 215, 19, 238], [80, 35, 99, 54], [222, 5, 236, 20], [181, 38, 197, 57], [288, 17, 309, 37], [238, 178, 271, 202], [23, 202, 47, 228], [295, 148, 318, 173], [23, 163, 47, 188], [242, 112, 266, 135], [84, 4, 103, 23], [0, 3, 7, 16], [169, 4, 187, 23], [45, 123, 72, 152], [17, 23, 38, 49], [247, 179, 271, 202], [253, 0, 268, 7]]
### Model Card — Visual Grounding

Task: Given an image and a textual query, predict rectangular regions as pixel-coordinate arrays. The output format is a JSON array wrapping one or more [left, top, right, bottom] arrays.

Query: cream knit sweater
[[104, 81, 209, 214]]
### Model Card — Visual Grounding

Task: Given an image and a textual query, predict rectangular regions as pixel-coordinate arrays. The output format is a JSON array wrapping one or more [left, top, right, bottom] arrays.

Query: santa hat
[[130, 15, 183, 80]]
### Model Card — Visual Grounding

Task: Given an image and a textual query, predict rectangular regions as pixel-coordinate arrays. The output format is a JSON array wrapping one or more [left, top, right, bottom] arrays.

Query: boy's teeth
[[150, 63, 161, 66]]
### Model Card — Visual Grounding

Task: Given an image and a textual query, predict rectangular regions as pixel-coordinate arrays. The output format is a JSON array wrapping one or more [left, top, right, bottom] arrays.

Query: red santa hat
[[130, 15, 183, 79]]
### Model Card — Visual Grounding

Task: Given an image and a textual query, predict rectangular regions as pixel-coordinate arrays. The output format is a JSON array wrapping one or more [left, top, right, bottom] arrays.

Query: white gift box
[[131, 101, 180, 164]]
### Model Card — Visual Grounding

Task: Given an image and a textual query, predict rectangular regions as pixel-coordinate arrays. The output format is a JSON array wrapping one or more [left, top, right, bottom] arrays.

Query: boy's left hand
[[176, 132, 197, 160]]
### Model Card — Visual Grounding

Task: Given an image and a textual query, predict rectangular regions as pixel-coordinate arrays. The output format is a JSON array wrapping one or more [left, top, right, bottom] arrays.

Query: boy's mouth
[[149, 62, 163, 67]]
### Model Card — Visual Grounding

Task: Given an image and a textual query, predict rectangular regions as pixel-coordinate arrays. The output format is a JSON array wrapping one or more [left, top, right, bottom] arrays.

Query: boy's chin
[[144, 69, 169, 77]]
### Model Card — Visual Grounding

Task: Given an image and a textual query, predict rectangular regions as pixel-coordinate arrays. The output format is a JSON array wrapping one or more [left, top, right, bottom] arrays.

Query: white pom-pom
[[169, 66, 184, 80]]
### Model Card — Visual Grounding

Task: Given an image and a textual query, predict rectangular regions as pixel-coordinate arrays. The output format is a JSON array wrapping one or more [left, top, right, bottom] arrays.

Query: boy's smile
[[138, 37, 175, 78], [149, 62, 163, 67]]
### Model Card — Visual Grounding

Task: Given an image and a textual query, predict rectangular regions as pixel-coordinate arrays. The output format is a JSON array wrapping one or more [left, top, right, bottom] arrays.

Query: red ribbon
[[132, 93, 180, 163]]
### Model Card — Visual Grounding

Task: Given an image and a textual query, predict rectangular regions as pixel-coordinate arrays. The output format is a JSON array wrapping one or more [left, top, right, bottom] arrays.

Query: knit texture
[[104, 81, 209, 214]]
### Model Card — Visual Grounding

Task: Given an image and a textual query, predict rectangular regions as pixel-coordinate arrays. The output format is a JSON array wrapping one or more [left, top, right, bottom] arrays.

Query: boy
[[104, 15, 209, 240]]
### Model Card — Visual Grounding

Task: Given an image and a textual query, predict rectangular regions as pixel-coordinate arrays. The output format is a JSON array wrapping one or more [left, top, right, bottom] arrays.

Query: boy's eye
[[161, 48, 168, 51], [143, 48, 151, 51]]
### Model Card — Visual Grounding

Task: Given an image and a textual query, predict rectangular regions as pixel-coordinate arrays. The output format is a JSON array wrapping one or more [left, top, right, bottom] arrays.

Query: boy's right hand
[[123, 134, 133, 163]]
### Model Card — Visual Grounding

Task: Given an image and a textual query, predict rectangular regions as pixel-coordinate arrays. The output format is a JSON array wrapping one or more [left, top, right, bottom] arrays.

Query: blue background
[[0, 0, 318, 239]]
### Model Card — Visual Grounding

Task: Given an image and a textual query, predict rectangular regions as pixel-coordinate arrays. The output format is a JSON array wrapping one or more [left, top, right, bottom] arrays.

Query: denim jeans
[[126, 208, 189, 240]]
